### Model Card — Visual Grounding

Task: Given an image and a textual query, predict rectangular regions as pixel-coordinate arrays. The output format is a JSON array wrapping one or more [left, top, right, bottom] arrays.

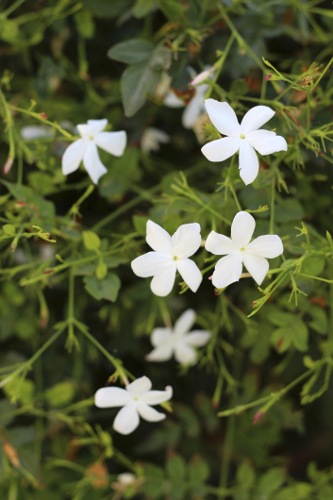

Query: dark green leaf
[[84, 273, 121, 302], [108, 39, 154, 64]]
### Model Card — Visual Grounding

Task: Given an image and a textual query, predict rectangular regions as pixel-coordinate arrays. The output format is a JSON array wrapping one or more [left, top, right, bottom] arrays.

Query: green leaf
[[2, 224, 16, 236], [156, 0, 187, 23], [4, 377, 35, 405], [82, 230, 101, 251], [44, 381, 76, 407], [309, 305, 327, 335], [142, 464, 165, 498], [256, 467, 285, 494], [84, 273, 121, 302], [166, 455, 186, 480], [108, 38, 154, 64], [133, 215, 148, 235], [188, 457, 210, 484], [133, 0, 156, 18], [74, 10, 95, 39], [301, 255, 325, 276], [95, 260, 107, 280]]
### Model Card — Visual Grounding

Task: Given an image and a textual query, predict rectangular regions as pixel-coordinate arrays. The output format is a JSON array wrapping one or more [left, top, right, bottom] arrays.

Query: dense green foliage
[[1, 0, 333, 498]]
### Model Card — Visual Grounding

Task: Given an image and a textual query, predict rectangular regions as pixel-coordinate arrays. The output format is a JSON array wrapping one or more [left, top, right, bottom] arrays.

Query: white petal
[[239, 141, 259, 185], [150, 265, 177, 296], [176, 259, 202, 293], [62, 139, 85, 175], [204, 99, 240, 136], [131, 252, 171, 278], [240, 106, 275, 133], [83, 141, 107, 184], [231, 211, 255, 246], [94, 387, 131, 408], [151, 327, 172, 347], [126, 376, 151, 395], [242, 253, 269, 285], [136, 402, 166, 422], [205, 231, 237, 255], [182, 93, 205, 129], [186, 330, 211, 347], [212, 254, 243, 288], [141, 385, 172, 405], [113, 404, 140, 435], [201, 137, 240, 162], [146, 220, 173, 254], [246, 129, 288, 155], [172, 223, 201, 258], [146, 345, 173, 362], [164, 91, 185, 108], [87, 119, 108, 133], [174, 341, 197, 365], [95, 131, 127, 157], [174, 309, 196, 336], [247, 235, 283, 258]]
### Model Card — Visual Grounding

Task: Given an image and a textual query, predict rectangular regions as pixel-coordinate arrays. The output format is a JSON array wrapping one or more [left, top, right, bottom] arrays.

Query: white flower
[[205, 211, 283, 289], [201, 100, 288, 185], [20, 125, 54, 141], [141, 127, 170, 154], [95, 376, 172, 435], [62, 119, 127, 184], [131, 220, 202, 297], [146, 309, 211, 365]]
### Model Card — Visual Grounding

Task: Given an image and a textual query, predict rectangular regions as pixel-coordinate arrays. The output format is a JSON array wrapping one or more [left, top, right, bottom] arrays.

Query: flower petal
[[186, 330, 211, 347], [136, 402, 166, 422], [131, 252, 171, 278], [176, 258, 202, 293], [146, 344, 173, 362], [246, 130, 288, 155], [141, 385, 172, 405], [211, 254, 243, 288], [62, 138, 85, 175], [83, 141, 107, 184], [205, 99, 240, 136], [201, 137, 240, 162], [87, 119, 108, 133], [231, 211, 255, 246], [126, 376, 151, 395], [174, 341, 197, 365], [113, 403, 140, 435], [182, 92, 205, 129], [240, 105, 275, 133], [146, 220, 173, 254], [174, 309, 196, 336], [205, 231, 237, 255], [239, 141, 259, 185], [242, 253, 269, 285], [172, 223, 201, 258], [164, 91, 185, 108], [94, 387, 131, 408], [151, 327, 172, 347], [150, 265, 177, 296], [95, 131, 127, 157], [247, 235, 283, 258]]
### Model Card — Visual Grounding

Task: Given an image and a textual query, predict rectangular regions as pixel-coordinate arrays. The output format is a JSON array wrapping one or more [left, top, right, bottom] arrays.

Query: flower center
[[173, 255, 179, 261], [240, 246, 246, 252], [88, 134, 94, 141], [240, 133, 246, 140]]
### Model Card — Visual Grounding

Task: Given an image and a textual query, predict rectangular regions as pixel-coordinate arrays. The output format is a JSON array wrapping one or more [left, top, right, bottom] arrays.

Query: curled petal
[[62, 139, 85, 175], [95, 387, 131, 408], [95, 131, 127, 157], [246, 130, 288, 155], [150, 265, 177, 296], [113, 404, 140, 435], [240, 105, 275, 133], [176, 259, 202, 293], [174, 341, 197, 365], [205, 231, 237, 255], [212, 254, 243, 289], [172, 223, 201, 258], [231, 211, 255, 246], [126, 376, 151, 395], [186, 330, 211, 347], [205, 99, 240, 136], [87, 119, 108, 134], [131, 252, 171, 278], [247, 235, 283, 258], [83, 141, 107, 184], [146, 344, 173, 362], [141, 386, 173, 405], [239, 141, 259, 185], [243, 253, 269, 285], [164, 91, 184, 108], [174, 309, 196, 336], [182, 91, 205, 129], [146, 220, 173, 254], [151, 327, 172, 347], [201, 137, 240, 162], [136, 402, 166, 422]]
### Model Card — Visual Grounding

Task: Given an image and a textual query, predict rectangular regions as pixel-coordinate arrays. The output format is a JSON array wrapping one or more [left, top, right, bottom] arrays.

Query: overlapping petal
[[240, 105, 275, 133], [95, 131, 127, 156], [146, 345, 173, 361], [150, 266, 177, 296], [182, 92, 205, 129], [126, 376, 152, 395], [87, 118, 108, 134], [131, 252, 171, 278], [205, 99, 240, 136], [201, 137, 240, 162], [83, 141, 107, 184], [174, 309, 195, 337], [247, 235, 283, 258], [146, 220, 173, 254], [212, 254, 243, 289], [186, 330, 211, 346], [141, 386, 173, 405], [94, 387, 131, 408], [238, 140, 259, 185], [151, 327, 172, 346], [62, 138, 85, 175], [113, 403, 140, 435], [176, 258, 202, 293], [137, 402, 166, 422], [231, 211, 255, 246], [174, 342, 197, 365], [172, 223, 201, 258], [205, 231, 236, 255], [242, 253, 269, 285], [246, 129, 288, 155]]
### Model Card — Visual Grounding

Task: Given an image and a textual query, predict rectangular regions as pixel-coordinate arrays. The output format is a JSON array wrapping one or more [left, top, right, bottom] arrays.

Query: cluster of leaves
[[1, 0, 333, 498]]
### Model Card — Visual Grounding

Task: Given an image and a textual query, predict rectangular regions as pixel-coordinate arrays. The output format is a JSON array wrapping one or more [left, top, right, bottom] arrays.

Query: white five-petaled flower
[[205, 211, 283, 289], [201, 100, 288, 185], [62, 119, 127, 184], [146, 309, 211, 365], [141, 127, 170, 154], [95, 376, 172, 435], [131, 220, 203, 297]]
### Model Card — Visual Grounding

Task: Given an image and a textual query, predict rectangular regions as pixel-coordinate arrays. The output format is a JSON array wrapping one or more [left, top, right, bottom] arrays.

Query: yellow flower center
[[240, 133, 246, 139]]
